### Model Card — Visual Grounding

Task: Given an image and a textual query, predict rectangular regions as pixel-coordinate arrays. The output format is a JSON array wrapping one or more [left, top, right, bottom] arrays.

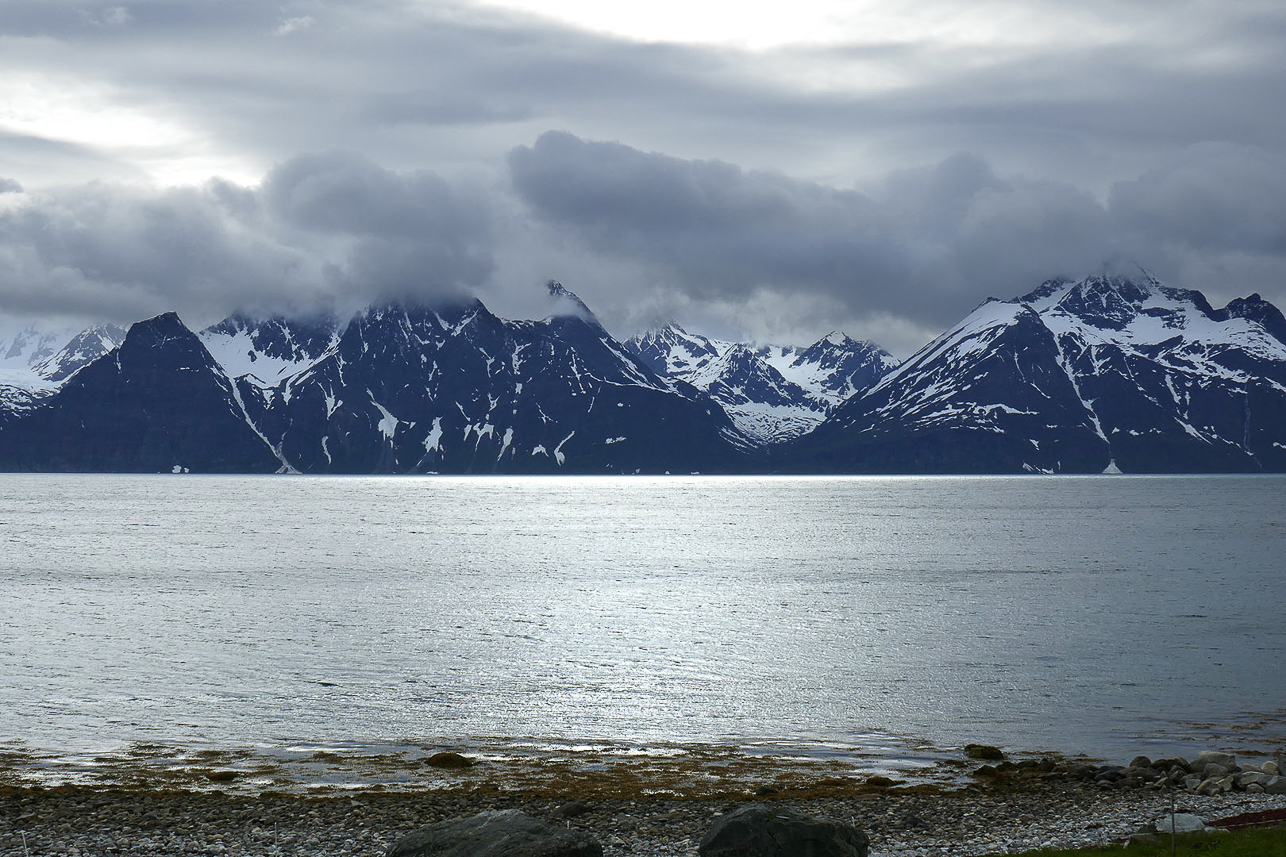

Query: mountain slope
[[0, 313, 283, 472], [780, 274, 1286, 473]]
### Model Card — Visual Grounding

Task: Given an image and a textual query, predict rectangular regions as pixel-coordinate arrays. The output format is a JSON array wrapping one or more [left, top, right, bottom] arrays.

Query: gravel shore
[[5, 779, 1286, 857]]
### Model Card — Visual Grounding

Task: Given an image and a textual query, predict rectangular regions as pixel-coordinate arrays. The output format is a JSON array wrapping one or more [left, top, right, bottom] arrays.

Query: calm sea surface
[[1, 474, 1283, 779]]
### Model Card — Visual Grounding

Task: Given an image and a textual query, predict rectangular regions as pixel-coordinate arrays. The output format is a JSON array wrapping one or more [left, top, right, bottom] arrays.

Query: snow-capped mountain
[[32, 325, 128, 383], [782, 273, 1286, 473], [758, 332, 899, 407], [1, 322, 126, 385], [625, 324, 895, 444], [0, 322, 126, 426]]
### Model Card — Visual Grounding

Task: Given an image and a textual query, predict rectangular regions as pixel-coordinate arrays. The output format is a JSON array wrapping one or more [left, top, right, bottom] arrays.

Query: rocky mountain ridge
[[2, 274, 1285, 473], [780, 273, 1286, 473]]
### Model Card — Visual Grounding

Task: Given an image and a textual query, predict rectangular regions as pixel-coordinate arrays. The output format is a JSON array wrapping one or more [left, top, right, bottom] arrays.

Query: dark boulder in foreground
[[698, 805, 870, 857], [386, 809, 602, 857]]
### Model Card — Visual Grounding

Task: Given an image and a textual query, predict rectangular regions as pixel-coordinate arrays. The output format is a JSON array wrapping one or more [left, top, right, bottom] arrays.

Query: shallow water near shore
[[2, 474, 1284, 789]]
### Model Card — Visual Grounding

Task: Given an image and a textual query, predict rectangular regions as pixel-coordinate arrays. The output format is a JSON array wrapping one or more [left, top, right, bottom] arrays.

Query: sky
[[1, 0, 1285, 356]]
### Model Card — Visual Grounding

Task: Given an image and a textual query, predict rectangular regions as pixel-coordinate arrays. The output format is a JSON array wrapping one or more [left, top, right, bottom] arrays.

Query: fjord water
[[2, 474, 1283, 773]]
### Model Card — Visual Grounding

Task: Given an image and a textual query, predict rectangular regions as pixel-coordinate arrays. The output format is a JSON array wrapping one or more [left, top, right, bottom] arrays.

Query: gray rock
[[698, 805, 869, 857], [386, 809, 603, 857], [1066, 762, 1097, 780], [1236, 771, 1270, 789], [1263, 775, 1286, 795], [1196, 775, 1235, 796], [1182, 775, 1203, 791], [1129, 756, 1153, 769], [963, 744, 1005, 761], [1203, 764, 1231, 778], [554, 801, 593, 820], [1191, 751, 1236, 772], [1265, 761, 1281, 776], [1156, 813, 1205, 835]]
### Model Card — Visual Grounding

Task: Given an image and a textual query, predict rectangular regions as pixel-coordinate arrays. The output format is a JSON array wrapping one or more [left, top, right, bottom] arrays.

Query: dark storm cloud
[[0, 152, 493, 325], [508, 131, 1286, 337], [1109, 144, 1286, 255], [0, 182, 314, 323], [508, 132, 1120, 327]]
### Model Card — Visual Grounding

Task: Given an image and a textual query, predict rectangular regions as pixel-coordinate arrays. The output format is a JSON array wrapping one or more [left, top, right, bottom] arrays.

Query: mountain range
[[2, 274, 1284, 474], [779, 273, 1286, 473]]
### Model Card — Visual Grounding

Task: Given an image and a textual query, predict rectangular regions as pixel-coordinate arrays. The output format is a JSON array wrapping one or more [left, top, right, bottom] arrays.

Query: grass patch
[[1021, 826, 1286, 856]]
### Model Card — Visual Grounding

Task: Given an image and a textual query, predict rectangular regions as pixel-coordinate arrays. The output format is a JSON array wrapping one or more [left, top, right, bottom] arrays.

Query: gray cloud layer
[[2, 0, 1286, 353], [0, 152, 493, 326], [509, 132, 1286, 340]]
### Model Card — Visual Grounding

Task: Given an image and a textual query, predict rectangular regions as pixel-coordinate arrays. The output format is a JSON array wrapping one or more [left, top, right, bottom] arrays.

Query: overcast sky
[[2, 0, 1285, 355]]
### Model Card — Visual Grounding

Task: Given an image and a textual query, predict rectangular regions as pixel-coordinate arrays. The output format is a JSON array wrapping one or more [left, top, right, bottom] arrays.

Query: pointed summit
[[1221, 293, 1286, 345], [32, 324, 126, 383], [545, 280, 603, 329]]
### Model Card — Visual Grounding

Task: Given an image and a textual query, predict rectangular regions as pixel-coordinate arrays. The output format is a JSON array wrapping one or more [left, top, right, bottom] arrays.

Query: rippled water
[[2, 474, 1283, 778]]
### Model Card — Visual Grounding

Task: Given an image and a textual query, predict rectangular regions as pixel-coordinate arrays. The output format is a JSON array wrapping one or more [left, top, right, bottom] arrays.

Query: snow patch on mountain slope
[[202, 328, 323, 385]]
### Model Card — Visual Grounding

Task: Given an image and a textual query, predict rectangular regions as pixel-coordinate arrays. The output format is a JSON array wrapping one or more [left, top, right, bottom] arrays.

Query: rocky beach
[[4, 746, 1286, 857]]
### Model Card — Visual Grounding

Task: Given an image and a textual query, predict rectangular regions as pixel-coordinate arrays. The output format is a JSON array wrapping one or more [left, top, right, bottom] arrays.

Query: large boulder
[[1191, 751, 1237, 773], [386, 809, 602, 857], [698, 805, 869, 857]]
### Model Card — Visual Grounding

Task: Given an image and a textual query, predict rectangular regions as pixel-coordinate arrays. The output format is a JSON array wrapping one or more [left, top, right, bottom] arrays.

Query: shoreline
[[5, 744, 1286, 857]]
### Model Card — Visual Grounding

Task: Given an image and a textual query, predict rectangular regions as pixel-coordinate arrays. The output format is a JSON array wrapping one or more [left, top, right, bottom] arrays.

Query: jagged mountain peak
[[817, 330, 853, 347], [1, 324, 64, 365], [1221, 293, 1286, 344], [545, 280, 604, 329], [128, 312, 192, 343], [626, 324, 725, 377], [785, 271, 1286, 474], [32, 324, 127, 383]]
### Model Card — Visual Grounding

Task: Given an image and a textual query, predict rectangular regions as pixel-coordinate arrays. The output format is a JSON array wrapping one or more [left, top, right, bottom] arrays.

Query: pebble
[[3, 782, 1286, 857]]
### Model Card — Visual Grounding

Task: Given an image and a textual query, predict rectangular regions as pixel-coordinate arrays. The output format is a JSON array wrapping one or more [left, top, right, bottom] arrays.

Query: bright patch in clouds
[[475, 0, 870, 48], [0, 75, 188, 151], [0, 75, 262, 188], [471, 0, 1120, 49]]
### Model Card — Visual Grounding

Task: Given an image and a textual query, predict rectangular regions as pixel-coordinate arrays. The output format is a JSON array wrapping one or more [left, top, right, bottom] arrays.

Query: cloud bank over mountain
[[1, 0, 1284, 355]]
